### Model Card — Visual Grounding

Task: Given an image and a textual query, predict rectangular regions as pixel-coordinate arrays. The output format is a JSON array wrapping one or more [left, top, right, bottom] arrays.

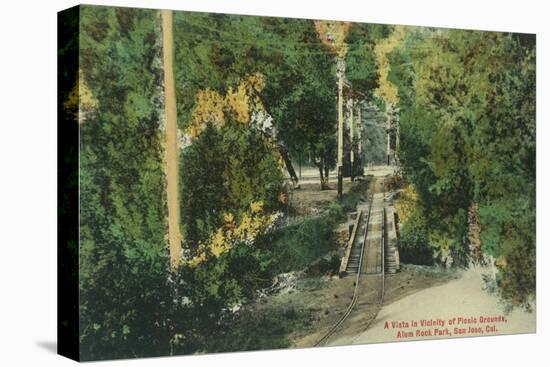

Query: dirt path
[[289, 264, 455, 347], [161, 10, 182, 267], [328, 266, 536, 346]]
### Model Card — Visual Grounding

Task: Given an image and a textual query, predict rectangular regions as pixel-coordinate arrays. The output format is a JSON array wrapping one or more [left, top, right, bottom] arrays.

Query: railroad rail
[[315, 178, 388, 346], [315, 193, 374, 346]]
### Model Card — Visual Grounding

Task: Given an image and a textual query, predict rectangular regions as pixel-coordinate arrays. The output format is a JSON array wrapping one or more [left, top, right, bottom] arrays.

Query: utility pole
[[314, 21, 349, 199], [395, 107, 400, 161], [356, 101, 362, 174], [386, 103, 392, 166], [337, 57, 345, 200], [348, 98, 354, 181], [161, 10, 183, 269]]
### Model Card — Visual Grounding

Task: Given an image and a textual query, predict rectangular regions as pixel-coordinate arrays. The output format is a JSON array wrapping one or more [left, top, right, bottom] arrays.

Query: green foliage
[[259, 177, 370, 274], [78, 6, 173, 360], [345, 23, 391, 98], [180, 121, 284, 251], [179, 123, 226, 248], [397, 210, 434, 266], [173, 12, 341, 187], [262, 215, 337, 274], [497, 216, 536, 308], [74, 3, 536, 358], [390, 28, 536, 307], [77, 6, 353, 358], [341, 178, 371, 212], [205, 307, 307, 353], [221, 123, 284, 211]]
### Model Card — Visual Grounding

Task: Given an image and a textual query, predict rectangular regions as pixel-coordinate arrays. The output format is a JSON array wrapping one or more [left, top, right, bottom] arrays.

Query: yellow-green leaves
[[183, 201, 278, 267], [314, 20, 351, 58], [374, 25, 406, 105], [186, 73, 267, 137], [63, 70, 99, 124]]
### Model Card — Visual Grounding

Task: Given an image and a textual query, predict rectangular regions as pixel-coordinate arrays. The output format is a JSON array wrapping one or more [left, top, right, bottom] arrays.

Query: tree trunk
[[299, 150, 302, 180], [161, 10, 183, 269], [277, 143, 299, 188], [318, 159, 325, 190], [324, 160, 330, 187], [316, 155, 330, 190], [467, 201, 481, 263]]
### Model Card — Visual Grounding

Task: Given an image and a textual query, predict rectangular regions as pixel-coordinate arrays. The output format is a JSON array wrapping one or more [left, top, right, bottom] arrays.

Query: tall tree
[[389, 27, 536, 307], [314, 20, 351, 199], [78, 7, 174, 359], [374, 25, 406, 164], [174, 14, 338, 190]]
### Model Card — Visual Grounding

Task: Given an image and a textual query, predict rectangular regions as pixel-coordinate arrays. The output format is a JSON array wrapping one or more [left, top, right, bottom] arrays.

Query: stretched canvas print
[[58, 4, 536, 362]]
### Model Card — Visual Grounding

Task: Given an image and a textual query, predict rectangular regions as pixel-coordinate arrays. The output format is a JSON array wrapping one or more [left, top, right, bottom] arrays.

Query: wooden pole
[[348, 98, 354, 181], [161, 10, 183, 269], [386, 103, 392, 166], [395, 107, 400, 160], [357, 102, 362, 156], [356, 102, 362, 174], [337, 58, 345, 199]]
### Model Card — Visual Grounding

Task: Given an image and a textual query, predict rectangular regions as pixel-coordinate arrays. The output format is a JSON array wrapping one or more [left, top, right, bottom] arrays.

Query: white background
[[0, 0, 548, 366]]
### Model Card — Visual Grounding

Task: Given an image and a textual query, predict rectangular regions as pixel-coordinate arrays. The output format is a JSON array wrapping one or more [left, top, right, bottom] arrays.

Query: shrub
[[263, 215, 337, 274], [397, 210, 434, 265], [204, 306, 307, 352]]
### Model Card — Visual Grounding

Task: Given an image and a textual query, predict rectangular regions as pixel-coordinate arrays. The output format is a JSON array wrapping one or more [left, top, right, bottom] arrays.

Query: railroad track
[[315, 178, 388, 346]]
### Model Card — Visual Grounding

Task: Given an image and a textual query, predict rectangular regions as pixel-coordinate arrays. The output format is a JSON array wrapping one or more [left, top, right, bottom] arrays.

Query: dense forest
[[60, 5, 535, 360], [390, 28, 536, 307]]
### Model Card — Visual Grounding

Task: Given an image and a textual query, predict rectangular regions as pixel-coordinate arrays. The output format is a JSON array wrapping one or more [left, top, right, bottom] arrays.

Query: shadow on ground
[[36, 340, 57, 354]]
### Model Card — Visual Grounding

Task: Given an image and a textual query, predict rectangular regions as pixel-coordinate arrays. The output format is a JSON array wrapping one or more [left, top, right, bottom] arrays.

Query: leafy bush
[[78, 7, 175, 360], [397, 210, 434, 265], [391, 29, 535, 307], [204, 307, 308, 352], [386, 172, 407, 191], [180, 123, 226, 248], [262, 215, 337, 274], [259, 177, 371, 275], [305, 254, 341, 276], [341, 177, 371, 212], [496, 217, 536, 309]]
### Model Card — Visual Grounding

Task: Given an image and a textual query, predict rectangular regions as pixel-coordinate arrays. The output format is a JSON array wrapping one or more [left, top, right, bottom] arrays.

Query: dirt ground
[[288, 167, 354, 214], [247, 264, 456, 348], [288, 165, 396, 212], [329, 266, 536, 346]]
